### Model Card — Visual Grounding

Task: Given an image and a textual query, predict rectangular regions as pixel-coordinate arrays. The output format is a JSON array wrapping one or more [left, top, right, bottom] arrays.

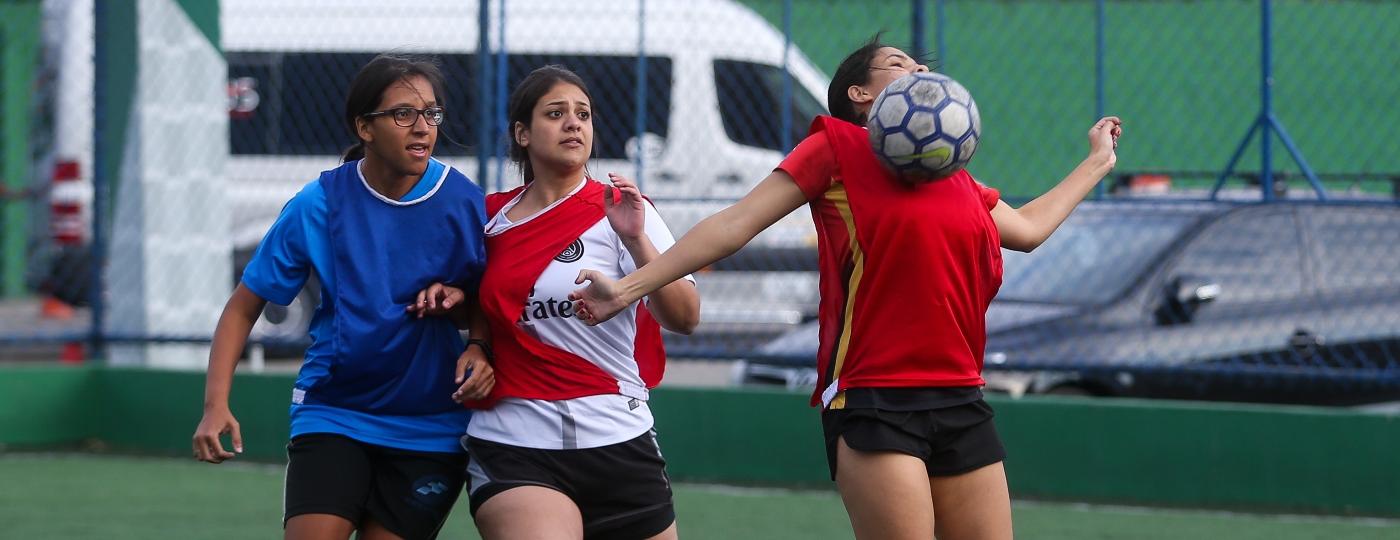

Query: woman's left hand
[[451, 345, 495, 402], [604, 173, 646, 242], [1088, 116, 1122, 169]]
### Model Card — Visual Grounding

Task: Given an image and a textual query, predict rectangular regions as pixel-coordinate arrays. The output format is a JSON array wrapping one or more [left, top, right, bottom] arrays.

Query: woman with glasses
[[192, 53, 493, 540], [415, 65, 699, 540], [569, 36, 1121, 540]]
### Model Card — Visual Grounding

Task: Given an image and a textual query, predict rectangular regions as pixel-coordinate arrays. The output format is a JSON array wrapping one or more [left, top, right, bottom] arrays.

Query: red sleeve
[[776, 131, 838, 201], [969, 174, 1001, 211]]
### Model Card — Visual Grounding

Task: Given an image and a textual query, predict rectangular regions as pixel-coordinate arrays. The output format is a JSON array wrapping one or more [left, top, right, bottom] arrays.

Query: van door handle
[[654, 170, 679, 183], [717, 173, 743, 184]]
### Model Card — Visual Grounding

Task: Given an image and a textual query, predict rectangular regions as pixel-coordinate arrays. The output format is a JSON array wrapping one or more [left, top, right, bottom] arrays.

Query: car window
[[228, 52, 672, 160], [1166, 206, 1305, 304], [714, 59, 826, 152], [998, 208, 1199, 304], [1303, 205, 1400, 293]]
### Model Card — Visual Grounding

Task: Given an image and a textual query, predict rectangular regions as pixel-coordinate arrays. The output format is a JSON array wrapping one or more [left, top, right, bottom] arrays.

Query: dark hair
[[827, 34, 887, 125], [341, 54, 447, 163], [506, 64, 593, 183]]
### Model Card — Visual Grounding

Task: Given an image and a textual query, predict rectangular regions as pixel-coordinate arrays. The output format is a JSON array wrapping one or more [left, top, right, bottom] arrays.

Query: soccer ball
[[867, 72, 981, 182]]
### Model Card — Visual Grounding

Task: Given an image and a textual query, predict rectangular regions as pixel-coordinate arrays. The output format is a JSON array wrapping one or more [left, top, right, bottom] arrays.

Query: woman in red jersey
[[418, 65, 699, 540], [570, 36, 1120, 540]]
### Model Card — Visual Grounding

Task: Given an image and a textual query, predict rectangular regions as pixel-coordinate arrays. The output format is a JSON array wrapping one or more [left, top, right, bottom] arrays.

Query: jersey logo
[[554, 239, 585, 263]]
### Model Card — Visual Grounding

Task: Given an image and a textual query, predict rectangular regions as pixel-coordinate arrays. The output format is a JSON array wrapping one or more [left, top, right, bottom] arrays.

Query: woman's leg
[[357, 519, 405, 540], [474, 486, 584, 540], [834, 436, 936, 540], [284, 514, 355, 540], [928, 462, 1012, 540]]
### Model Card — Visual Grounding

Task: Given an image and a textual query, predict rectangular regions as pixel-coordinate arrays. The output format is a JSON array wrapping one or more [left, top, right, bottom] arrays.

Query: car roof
[[223, 0, 800, 62]]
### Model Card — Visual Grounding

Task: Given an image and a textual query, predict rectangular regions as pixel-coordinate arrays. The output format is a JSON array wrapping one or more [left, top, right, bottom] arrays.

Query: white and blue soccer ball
[[867, 72, 981, 182]]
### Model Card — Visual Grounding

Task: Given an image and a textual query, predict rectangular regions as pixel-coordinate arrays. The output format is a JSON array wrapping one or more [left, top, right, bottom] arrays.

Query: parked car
[[735, 201, 1400, 406]]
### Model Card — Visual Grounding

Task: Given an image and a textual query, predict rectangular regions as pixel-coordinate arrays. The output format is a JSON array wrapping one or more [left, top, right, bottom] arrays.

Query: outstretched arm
[[573, 170, 809, 325], [993, 116, 1121, 252]]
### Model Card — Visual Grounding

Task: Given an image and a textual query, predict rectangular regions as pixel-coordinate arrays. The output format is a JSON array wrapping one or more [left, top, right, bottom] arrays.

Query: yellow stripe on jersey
[[827, 183, 864, 410]]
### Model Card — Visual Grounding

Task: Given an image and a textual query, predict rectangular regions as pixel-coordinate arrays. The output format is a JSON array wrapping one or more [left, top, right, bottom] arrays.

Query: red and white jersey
[[467, 180, 692, 449]]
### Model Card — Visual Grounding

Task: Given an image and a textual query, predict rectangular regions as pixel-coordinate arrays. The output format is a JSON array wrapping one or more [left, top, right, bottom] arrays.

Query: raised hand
[[604, 173, 646, 242], [569, 269, 630, 326], [406, 282, 465, 319], [1088, 116, 1122, 169]]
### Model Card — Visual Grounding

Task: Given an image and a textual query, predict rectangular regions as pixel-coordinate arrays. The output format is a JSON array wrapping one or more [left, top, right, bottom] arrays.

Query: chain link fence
[[1, 0, 1397, 404]]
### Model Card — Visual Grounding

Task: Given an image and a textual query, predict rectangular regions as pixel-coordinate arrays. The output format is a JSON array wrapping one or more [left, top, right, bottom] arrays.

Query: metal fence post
[[633, 0, 648, 187], [1213, 0, 1325, 200], [780, 0, 792, 152], [476, 0, 492, 191], [90, 0, 107, 361], [1094, 0, 1106, 199]]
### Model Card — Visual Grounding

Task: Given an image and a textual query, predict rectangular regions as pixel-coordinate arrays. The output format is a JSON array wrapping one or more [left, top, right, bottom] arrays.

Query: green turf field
[[3, 454, 1396, 539]]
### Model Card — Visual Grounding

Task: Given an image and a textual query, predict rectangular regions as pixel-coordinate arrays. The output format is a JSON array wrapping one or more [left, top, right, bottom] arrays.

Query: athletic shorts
[[821, 398, 1006, 480], [284, 433, 466, 540], [464, 431, 675, 540]]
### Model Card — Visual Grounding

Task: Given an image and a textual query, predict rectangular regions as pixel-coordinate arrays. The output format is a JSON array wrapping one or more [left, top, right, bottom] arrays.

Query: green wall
[[0, 365, 96, 446], [0, 0, 40, 298], [740, 0, 1400, 196], [3, 366, 1397, 516]]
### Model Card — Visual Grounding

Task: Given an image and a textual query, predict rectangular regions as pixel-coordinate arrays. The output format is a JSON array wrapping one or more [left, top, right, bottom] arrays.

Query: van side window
[[1304, 206, 1400, 293], [1166, 207, 1305, 304], [229, 52, 477, 156], [714, 60, 825, 152]]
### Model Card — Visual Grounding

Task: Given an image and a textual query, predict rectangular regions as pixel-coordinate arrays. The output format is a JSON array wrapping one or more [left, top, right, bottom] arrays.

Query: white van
[[222, 0, 829, 343], [39, 0, 830, 347]]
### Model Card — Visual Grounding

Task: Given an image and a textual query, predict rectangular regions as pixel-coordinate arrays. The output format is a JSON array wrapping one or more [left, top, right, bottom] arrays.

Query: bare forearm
[[1001, 155, 1113, 251], [204, 285, 265, 409], [617, 173, 806, 303], [621, 236, 701, 334], [466, 301, 490, 342], [617, 207, 752, 305], [447, 299, 473, 329], [1021, 155, 1112, 223]]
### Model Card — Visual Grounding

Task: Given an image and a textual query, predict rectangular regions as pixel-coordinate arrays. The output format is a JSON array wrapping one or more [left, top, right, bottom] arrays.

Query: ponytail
[[341, 142, 365, 163]]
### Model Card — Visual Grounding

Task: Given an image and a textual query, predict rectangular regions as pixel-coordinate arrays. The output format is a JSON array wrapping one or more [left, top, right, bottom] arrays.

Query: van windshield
[[996, 208, 1202, 305], [714, 60, 826, 152]]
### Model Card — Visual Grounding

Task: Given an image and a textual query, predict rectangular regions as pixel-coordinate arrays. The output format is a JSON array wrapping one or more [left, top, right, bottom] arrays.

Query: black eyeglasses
[[363, 106, 445, 127]]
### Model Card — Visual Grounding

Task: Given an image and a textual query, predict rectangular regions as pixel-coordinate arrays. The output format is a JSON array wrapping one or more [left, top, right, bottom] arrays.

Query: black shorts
[[464, 432, 675, 540], [284, 433, 466, 540], [822, 399, 1006, 480]]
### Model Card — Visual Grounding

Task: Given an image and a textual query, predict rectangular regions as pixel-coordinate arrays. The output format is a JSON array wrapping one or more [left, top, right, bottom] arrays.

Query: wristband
[[466, 338, 494, 363]]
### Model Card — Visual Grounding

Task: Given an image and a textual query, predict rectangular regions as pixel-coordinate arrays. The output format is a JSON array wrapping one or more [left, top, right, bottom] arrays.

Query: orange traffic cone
[[40, 296, 75, 320]]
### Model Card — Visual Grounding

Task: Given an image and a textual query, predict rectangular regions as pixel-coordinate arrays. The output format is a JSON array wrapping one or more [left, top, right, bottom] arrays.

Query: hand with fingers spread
[[406, 282, 465, 319], [569, 269, 630, 326], [451, 342, 496, 403], [604, 173, 647, 242], [192, 405, 243, 463], [1088, 116, 1123, 169]]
